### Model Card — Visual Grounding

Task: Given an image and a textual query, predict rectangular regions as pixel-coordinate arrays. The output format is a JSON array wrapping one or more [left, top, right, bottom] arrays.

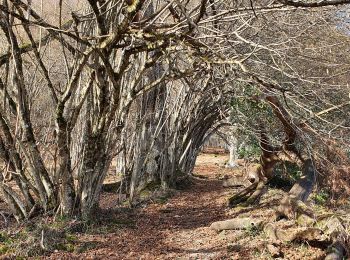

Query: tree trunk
[[228, 139, 237, 168], [76, 133, 111, 218], [276, 159, 316, 220], [56, 113, 76, 215], [228, 129, 279, 207]]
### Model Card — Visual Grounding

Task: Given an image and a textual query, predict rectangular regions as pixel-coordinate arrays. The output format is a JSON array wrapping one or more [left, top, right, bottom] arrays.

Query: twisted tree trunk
[[228, 129, 279, 207], [276, 159, 316, 220]]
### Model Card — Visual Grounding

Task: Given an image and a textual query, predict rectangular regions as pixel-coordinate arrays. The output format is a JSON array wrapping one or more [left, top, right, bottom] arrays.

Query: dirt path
[[102, 178, 228, 259], [46, 153, 328, 259], [47, 154, 238, 259], [1, 153, 328, 259]]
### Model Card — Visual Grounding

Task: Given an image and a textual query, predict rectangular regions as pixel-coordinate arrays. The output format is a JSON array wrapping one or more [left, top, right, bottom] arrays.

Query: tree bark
[[276, 159, 316, 220], [228, 128, 279, 207], [56, 115, 76, 215], [76, 132, 111, 218]]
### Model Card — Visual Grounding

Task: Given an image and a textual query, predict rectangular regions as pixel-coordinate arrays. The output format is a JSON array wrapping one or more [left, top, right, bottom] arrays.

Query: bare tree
[[0, 0, 349, 229], [0, 0, 228, 219]]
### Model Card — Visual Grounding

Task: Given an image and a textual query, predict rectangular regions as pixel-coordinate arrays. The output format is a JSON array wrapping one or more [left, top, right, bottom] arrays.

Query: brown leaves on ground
[[1, 153, 342, 259]]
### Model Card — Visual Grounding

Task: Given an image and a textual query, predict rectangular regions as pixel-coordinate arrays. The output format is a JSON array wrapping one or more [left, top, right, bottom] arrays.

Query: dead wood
[[210, 217, 263, 232], [266, 244, 282, 257], [235, 159, 246, 166]]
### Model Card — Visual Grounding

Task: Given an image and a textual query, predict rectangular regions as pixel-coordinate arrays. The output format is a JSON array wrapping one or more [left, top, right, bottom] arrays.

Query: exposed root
[[210, 215, 348, 259], [228, 179, 269, 207], [324, 217, 349, 260], [227, 126, 281, 208], [264, 223, 325, 243], [245, 181, 268, 205], [276, 196, 315, 222], [228, 182, 259, 207]]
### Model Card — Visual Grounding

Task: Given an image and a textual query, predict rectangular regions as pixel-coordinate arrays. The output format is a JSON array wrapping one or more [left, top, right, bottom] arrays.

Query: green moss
[[114, 219, 135, 230], [20, 43, 32, 49], [84, 217, 135, 235], [313, 190, 329, 205], [139, 180, 161, 199], [75, 241, 98, 253], [244, 224, 262, 237], [143, 180, 161, 191], [139, 189, 151, 198], [65, 234, 78, 243], [54, 242, 75, 252], [126, 0, 139, 12], [0, 245, 10, 255], [51, 234, 77, 252], [0, 232, 14, 255], [51, 216, 69, 229], [156, 195, 169, 204], [0, 232, 11, 244]]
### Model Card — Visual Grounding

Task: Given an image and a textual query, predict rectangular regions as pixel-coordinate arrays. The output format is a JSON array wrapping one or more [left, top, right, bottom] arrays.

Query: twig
[[0, 211, 8, 226]]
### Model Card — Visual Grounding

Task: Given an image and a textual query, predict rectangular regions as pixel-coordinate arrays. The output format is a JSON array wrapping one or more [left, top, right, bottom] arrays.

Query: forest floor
[[0, 153, 349, 259]]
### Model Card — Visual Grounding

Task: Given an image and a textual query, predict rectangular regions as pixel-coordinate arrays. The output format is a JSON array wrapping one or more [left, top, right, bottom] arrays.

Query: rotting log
[[212, 216, 348, 257], [210, 217, 263, 232]]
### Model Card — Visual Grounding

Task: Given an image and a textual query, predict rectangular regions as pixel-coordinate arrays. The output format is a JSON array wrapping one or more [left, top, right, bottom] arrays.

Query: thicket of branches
[[0, 0, 349, 221]]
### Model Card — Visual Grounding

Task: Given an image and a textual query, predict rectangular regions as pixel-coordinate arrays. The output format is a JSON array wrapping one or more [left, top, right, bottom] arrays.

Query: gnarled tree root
[[228, 181, 267, 207], [276, 159, 316, 222], [245, 181, 268, 205], [264, 223, 326, 243], [324, 217, 348, 260], [276, 196, 315, 223], [228, 182, 258, 207], [210, 217, 347, 259]]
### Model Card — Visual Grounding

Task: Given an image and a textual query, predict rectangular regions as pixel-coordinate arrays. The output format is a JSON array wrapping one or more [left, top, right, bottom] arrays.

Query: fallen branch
[[210, 217, 263, 232], [0, 211, 8, 226]]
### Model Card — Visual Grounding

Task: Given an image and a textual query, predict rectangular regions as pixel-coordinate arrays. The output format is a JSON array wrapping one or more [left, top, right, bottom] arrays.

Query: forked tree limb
[[0, 20, 74, 68]]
